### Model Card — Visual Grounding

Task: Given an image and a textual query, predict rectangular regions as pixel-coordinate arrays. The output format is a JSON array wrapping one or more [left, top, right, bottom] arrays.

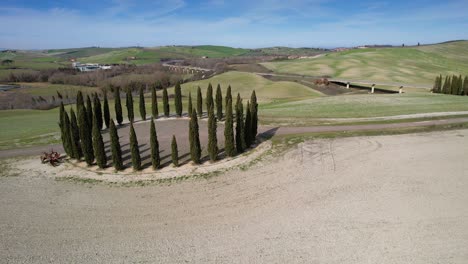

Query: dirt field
[[1, 129, 468, 263]]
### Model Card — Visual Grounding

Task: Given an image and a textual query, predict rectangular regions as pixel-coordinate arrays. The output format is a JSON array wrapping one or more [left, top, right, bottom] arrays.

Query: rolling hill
[[261, 40, 468, 87], [170, 71, 321, 102]]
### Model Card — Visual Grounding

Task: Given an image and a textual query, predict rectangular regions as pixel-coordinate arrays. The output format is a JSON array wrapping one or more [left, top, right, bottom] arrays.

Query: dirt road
[[1, 129, 468, 263]]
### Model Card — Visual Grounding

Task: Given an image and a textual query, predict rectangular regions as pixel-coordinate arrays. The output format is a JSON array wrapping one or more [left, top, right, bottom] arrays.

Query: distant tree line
[[432, 74, 468, 95], [58, 82, 259, 171]]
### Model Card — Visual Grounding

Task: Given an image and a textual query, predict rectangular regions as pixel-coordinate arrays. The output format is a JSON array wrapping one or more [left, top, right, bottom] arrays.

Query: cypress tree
[[458, 75, 463, 95], [86, 95, 93, 128], [432, 76, 439, 93], [208, 108, 218, 161], [188, 91, 193, 117], [174, 82, 183, 117], [433, 75, 443, 93], [150, 118, 160, 170], [139, 86, 146, 121], [224, 97, 236, 157], [464, 76, 468, 96], [126, 89, 134, 123], [70, 108, 82, 159], [151, 83, 158, 118], [129, 123, 141, 170], [225, 85, 232, 107], [443, 76, 451, 94], [189, 109, 201, 164], [60, 109, 72, 157], [78, 103, 94, 166], [103, 90, 110, 129], [206, 83, 214, 114], [197, 86, 203, 118], [451, 75, 458, 95], [114, 86, 123, 125], [163, 86, 170, 117], [76, 91, 84, 112], [58, 103, 68, 154], [93, 93, 103, 130], [171, 135, 179, 167], [109, 119, 123, 171], [235, 94, 246, 153], [250, 90, 258, 140], [92, 109, 107, 169], [216, 84, 223, 120], [244, 101, 252, 147]]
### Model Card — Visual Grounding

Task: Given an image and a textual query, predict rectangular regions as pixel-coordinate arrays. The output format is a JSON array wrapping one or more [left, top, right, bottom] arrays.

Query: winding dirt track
[[1, 129, 468, 263], [1, 117, 468, 159]]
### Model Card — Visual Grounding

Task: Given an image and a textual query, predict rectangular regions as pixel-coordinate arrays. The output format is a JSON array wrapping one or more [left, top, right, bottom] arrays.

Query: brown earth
[[1, 129, 468, 263]]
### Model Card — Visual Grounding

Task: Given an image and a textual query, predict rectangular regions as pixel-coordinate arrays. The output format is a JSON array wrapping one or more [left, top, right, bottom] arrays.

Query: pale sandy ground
[[1, 129, 468, 263]]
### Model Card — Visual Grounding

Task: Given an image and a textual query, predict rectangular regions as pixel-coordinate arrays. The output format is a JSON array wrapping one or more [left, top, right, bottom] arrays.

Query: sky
[[0, 0, 467, 49]]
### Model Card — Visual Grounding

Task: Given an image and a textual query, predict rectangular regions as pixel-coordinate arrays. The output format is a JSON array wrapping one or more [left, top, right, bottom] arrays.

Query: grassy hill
[[261, 41, 468, 87], [170, 71, 321, 102]]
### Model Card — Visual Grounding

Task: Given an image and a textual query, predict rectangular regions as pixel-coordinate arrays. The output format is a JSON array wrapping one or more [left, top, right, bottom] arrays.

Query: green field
[[262, 41, 468, 87], [170, 71, 321, 102], [261, 93, 468, 119]]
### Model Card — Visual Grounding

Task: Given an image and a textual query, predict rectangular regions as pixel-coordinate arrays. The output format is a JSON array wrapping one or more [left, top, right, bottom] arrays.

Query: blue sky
[[1, 0, 467, 49]]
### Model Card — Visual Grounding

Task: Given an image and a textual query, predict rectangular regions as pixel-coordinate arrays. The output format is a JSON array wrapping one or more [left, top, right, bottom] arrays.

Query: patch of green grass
[[261, 93, 468, 119], [262, 41, 468, 87], [171, 71, 321, 102]]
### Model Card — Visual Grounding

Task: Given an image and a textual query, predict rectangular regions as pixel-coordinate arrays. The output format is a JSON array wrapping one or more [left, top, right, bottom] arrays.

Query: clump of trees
[[58, 84, 259, 172], [432, 74, 468, 95]]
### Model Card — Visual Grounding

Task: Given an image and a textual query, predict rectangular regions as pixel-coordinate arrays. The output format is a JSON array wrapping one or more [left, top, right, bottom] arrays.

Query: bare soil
[[1, 129, 468, 263]]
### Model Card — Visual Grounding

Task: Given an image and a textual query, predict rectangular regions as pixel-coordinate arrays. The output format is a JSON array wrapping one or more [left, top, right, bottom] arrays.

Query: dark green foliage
[[189, 109, 201, 164], [58, 103, 68, 154], [151, 83, 159, 118], [206, 83, 214, 114], [188, 91, 193, 117], [76, 91, 84, 112], [451, 75, 458, 95], [443, 76, 451, 94], [86, 95, 93, 128], [93, 93, 103, 130], [139, 87, 146, 121], [197, 86, 203, 117], [150, 118, 160, 170], [114, 86, 123, 125], [464, 76, 468, 95], [208, 109, 218, 161], [109, 120, 123, 171], [163, 87, 170, 117], [59, 108, 72, 157], [174, 82, 183, 117], [92, 109, 107, 169], [78, 103, 94, 166], [103, 91, 110, 129], [216, 84, 223, 120], [126, 89, 134, 123], [457, 75, 463, 95], [171, 135, 179, 167], [70, 108, 82, 159], [224, 97, 236, 157], [435, 74, 467, 96], [129, 123, 141, 170], [244, 101, 252, 147], [225, 85, 232, 107], [250, 90, 258, 140], [235, 94, 246, 153]]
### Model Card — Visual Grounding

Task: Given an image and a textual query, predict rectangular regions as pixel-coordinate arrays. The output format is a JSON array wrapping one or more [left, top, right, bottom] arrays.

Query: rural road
[[1, 117, 468, 159]]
